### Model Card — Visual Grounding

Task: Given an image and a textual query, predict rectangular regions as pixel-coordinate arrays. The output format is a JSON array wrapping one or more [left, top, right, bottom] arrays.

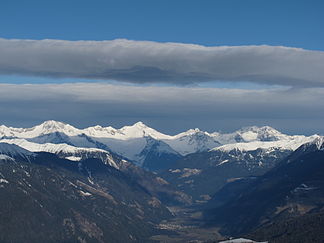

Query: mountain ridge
[[204, 137, 324, 242], [0, 120, 321, 169]]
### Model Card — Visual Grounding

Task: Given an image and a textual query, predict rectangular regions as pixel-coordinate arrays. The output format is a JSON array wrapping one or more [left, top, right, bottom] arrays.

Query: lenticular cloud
[[0, 38, 324, 86]]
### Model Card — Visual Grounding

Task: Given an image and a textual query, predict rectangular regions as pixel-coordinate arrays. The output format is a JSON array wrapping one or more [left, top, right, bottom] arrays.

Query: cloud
[[0, 38, 324, 87], [0, 83, 323, 135]]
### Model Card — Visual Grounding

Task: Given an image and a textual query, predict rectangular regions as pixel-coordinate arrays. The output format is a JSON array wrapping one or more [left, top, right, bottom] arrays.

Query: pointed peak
[[186, 128, 201, 133], [306, 136, 324, 150], [259, 125, 281, 132], [175, 128, 206, 138], [132, 121, 148, 128], [118, 122, 171, 139], [40, 120, 66, 127], [120, 121, 149, 131], [32, 120, 80, 137]]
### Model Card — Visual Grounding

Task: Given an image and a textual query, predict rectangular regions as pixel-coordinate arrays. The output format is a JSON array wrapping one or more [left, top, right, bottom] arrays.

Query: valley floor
[[151, 205, 223, 242]]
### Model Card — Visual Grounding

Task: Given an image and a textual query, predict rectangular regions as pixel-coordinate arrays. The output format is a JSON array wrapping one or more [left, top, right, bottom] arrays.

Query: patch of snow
[[240, 131, 258, 142], [65, 156, 82, 161], [155, 177, 169, 185], [293, 183, 317, 192], [79, 190, 92, 196], [0, 178, 9, 184], [217, 159, 229, 166], [184, 180, 194, 184], [180, 168, 202, 178], [0, 154, 14, 161], [169, 169, 181, 173]]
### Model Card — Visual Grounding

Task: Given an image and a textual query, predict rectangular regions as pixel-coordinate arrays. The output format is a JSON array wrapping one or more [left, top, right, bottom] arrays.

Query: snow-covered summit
[[295, 135, 324, 153], [34, 120, 81, 136], [174, 128, 203, 137], [0, 120, 81, 138], [165, 128, 220, 155], [211, 126, 287, 145], [237, 126, 286, 141], [118, 121, 172, 140], [83, 125, 119, 137], [311, 136, 324, 150]]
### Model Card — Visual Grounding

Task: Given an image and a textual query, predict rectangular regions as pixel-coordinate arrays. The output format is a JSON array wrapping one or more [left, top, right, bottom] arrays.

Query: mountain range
[[0, 120, 319, 170], [1, 121, 323, 242]]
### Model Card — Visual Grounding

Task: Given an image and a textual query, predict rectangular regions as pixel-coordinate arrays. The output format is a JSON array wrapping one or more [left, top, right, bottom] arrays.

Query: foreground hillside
[[205, 137, 324, 243], [0, 144, 173, 242]]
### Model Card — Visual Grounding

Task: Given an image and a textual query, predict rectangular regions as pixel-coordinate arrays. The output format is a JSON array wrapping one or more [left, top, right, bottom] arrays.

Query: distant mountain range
[[0, 120, 320, 171]]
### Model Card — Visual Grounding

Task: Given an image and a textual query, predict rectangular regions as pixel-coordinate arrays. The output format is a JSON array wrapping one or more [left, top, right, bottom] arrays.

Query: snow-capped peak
[[237, 125, 285, 141], [210, 125, 287, 145], [312, 136, 324, 150], [119, 122, 172, 140], [237, 126, 280, 136], [41, 120, 66, 128], [35, 120, 80, 136], [299, 136, 324, 151], [184, 128, 202, 134], [173, 128, 209, 139], [83, 125, 118, 137], [132, 121, 147, 128], [0, 120, 81, 138]]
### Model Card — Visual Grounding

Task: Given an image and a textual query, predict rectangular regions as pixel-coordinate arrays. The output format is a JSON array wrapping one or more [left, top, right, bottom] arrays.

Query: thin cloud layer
[[0, 83, 323, 134], [0, 38, 324, 86]]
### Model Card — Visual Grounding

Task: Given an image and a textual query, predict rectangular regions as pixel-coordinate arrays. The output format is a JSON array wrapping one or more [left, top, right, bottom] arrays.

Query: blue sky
[[0, 0, 323, 134], [1, 0, 323, 50]]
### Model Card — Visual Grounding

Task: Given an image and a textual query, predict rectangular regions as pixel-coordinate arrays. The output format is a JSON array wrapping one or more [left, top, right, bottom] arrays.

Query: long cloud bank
[[0, 83, 323, 134], [1, 38, 324, 86]]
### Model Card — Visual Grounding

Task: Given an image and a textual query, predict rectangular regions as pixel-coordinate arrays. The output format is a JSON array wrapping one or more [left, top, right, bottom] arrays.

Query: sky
[[0, 0, 323, 135]]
